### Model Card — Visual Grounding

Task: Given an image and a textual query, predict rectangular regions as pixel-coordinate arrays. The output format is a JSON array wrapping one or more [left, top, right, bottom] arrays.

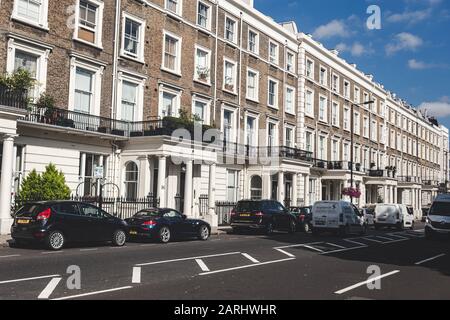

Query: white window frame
[[192, 95, 211, 125], [343, 106, 350, 131], [244, 112, 259, 147], [332, 73, 339, 93], [343, 80, 350, 99], [73, 0, 104, 49], [284, 124, 295, 148], [305, 58, 314, 79], [12, 0, 49, 30], [318, 135, 328, 160], [269, 41, 279, 65], [267, 77, 279, 109], [285, 85, 295, 115], [363, 116, 369, 138], [331, 101, 339, 127], [248, 28, 259, 55], [305, 130, 314, 153], [68, 57, 104, 116], [162, 30, 182, 75], [120, 13, 146, 63], [331, 138, 340, 162], [354, 86, 360, 103], [196, 0, 211, 30], [319, 66, 328, 86], [165, 0, 183, 16], [246, 67, 259, 102], [158, 85, 181, 118], [224, 15, 238, 44], [194, 44, 212, 84], [319, 95, 328, 123], [305, 88, 314, 118], [371, 120, 377, 142], [116, 72, 146, 122], [266, 119, 279, 148], [223, 58, 237, 94], [354, 112, 360, 135], [222, 105, 238, 144], [286, 50, 295, 73]]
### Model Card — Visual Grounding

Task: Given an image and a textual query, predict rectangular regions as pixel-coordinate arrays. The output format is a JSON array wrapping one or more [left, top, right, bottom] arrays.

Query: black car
[[125, 208, 211, 243], [11, 201, 128, 250], [289, 206, 312, 232], [230, 200, 297, 235]]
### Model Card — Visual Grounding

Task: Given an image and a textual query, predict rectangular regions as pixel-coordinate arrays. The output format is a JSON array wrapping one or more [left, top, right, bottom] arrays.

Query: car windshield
[[236, 201, 263, 212], [15, 204, 45, 217], [135, 210, 162, 217], [429, 202, 450, 217]]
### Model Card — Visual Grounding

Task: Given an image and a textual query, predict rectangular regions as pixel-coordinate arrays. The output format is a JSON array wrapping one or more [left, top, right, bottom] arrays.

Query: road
[[0, 222, 449, 300]]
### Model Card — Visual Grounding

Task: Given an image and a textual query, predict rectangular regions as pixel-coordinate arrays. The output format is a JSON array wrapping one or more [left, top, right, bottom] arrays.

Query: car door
[[163, 210, 191, 238], [51, 202, 85, 242], [273, 201, 290, 230], [77, 203, 104, 242]]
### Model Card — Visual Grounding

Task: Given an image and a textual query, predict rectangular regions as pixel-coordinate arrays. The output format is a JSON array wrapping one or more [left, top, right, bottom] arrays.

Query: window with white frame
[[306, 58, 314, 79], [344, 80, 350, 99], [354, 145, 360, 163], [248, 29, 259, 54], [225, 16, 237, 43], [12, 0, 48, 28], [226, 170, 238, 202], [305, 89, 314, 117], [124, 162, 138, 199], [332, 139, 339, 161], [246, 115, 257, 147], [372, 98, 377, 113], [197, 1, 210, 30], [159, 86, 181, 118], [194, 46, 211, 83], [331, 101, 339, 127], [319, 66, 327, 86], [285, 126, 294, 148], [224, 59, 237, 92], [117, 73, 145, 122], [397, 133, 401, 151], [75, 0, 104, 47], [246, 68, 259, 101], [286, 51, 295, 73], [332, 74, 339, 93], [222, 107, 237, 144], [267, 121, 278, 149], [192, 97, 210, 124], [343, 142, 350, 161], [305, 131, 313, 153], [363, 117, 369, 138], [268, 78, 279, 109], [163, 32, 181, 74], [363, 92, 369, 104], [269, 41, 279, 65], [319, 96, 327, 122], [121, 14, 145, 61], [74, 67, 94, 114], [354, 87, 360, 103], [285, 86, 295, 114], [166, 0, 182, 15], [343, 107, 350, 131], [380, 124, 385, 144], [371, 120, 377, 141], [318, 135, 327, 160], [354, 112, 360, 135]]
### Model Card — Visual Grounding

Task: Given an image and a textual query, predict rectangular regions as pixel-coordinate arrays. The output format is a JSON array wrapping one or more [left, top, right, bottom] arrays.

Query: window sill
[[161, 67, 182, 77], [11, 16, 49, 32], [246, 97, 259, 104], [285, 111, 296, 116], [73, 38, 104, 50], [222, 88, 238, 96], [120, 54, 145, 64], [268, 105, 279, 111], [194, 78, 212, 87], [305, 113, 315, 119]]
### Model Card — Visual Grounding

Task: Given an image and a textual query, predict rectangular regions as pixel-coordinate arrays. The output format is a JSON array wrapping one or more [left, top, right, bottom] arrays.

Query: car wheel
[[46, 231, 65, 251], [303, 223, 310, 233], [266, 222, 274, 235], [288, 220, 296, 234], [158, 226, 171, 243], [198, 225, 210, 241], [112, 229, 126, 247]]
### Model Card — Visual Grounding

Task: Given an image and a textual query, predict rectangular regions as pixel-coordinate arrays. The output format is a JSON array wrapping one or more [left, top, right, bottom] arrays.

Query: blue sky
[[255, 0, 450, 128]]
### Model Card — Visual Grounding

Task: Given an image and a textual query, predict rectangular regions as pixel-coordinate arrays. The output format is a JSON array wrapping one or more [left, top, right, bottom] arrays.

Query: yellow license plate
[[17, 219, 30, 224], [240, 214, 251, 217], [129, 231, 138, 235]]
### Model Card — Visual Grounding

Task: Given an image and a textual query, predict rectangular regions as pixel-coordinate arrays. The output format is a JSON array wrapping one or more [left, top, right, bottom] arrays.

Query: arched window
[[250, 176, 262, 200], [125, 162, 138, 199]]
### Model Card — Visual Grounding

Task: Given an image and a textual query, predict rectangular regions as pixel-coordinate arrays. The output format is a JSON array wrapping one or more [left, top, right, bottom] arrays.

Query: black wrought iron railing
[[423, 180, 439, 186], [0, 85, 28, 110], [398, 176, 422, 184]]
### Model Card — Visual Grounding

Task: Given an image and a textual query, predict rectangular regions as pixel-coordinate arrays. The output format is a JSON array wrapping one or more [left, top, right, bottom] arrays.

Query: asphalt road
[[0, 222, 449, 300]]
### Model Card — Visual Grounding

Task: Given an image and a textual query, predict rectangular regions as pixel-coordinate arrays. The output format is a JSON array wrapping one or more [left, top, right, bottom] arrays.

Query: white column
[[184, 160, 193, 217], [0, 135, 15, 235], [263, 172, 272, 199], [383, 185, 388, 203], [304, 174, 310, 206], [157, 156, 167, 207], [138, 156, 150, 198], [394, 187, 398, 203], [206, 163, 218, 231], [79, 152, 86, 196], [292, 173, 298, 207], [278, 171, 285, 203]]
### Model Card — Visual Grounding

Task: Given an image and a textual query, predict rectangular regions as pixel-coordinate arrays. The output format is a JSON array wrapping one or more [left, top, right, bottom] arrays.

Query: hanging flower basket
[[342, 187, 361, 198]]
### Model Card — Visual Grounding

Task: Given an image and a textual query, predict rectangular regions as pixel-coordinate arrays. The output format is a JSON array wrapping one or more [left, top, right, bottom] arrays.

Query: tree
[[18, 164, 71, 200]]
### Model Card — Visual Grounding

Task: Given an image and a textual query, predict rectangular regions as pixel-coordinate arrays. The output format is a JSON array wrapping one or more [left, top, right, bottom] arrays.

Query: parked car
[[421, 207, 430, 222], [374, 204, 414, 230], [230, 200, 297, 235], [290, 206, 312, 232], [361, 206, 375, 227], [425, 194, 450, 240], [11, 201, 128, 250], [311, 201, 367, 236], [125, 208, 211, 243]]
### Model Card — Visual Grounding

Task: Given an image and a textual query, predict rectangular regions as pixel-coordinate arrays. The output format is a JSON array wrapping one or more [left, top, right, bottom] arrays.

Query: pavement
[[0, 222, 449, 300]]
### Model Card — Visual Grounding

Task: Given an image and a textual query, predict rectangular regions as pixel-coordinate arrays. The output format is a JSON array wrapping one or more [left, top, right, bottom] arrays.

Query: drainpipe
[[212, 0, 219, 127], [237, 11, 243, 146], [111, 0, 121, 120]]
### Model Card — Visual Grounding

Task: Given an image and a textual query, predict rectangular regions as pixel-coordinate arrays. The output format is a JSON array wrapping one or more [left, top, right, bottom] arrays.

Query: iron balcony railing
[[423, 180, 439, 186], [313, 160, 364, 172], [398, 176, 422, 184], [0, 85, 29, 110], [25, 105, 130, 137]]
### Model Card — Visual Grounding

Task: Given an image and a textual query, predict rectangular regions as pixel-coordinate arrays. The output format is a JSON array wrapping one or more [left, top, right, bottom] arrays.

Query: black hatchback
[[11, 201, 128, 250], [230, 200, 297, 234]]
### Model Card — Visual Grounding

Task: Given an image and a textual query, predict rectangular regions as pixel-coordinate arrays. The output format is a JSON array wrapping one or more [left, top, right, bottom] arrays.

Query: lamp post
[[350, 100, 375, 204]]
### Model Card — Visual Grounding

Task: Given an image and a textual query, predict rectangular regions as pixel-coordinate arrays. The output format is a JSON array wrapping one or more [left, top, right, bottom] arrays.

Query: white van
[[311, 201, 367, 236], [374, 204, 414, 230], [425, 194, 450, 240]]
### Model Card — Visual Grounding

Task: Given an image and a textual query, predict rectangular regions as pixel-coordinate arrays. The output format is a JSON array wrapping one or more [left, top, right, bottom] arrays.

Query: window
[[319, 136, 327, 160], [120, 81, 138, 122], [124, 162, 138, 199], [269, 41, 279, 65], [227, 170, 238, 202], [363, 117, 369, 138], [224, 59, 237, 93], [286, 51, 295, 73], [305, 131, 313, 153], [122, 14, 145, 61], [159, 88, 181, 118], [354, 112, 360, 135], [248, 30, 259, 54], [267, 122, 278, 149], [75, 0, 104, 47], [332, 74, 339, 93], [306, 59, 314, 79], [74, 67, 94, 114], [285, 126, 294, 148], [343, 107, 350, 131], [117, 73, 144, 123], [354, 87, 360, 103], [225, 17, 237, 43], [13, 0, 48, 28], [163, 32, 181, 74], [332, 102, 339, 127], [371, 120, 377, 141], [79, 153, 105, 196], [332, 140, 339, 161], [246, 116, 257, 147], [285, 86, 295, 114], [223, 107, 237, 144], [319, 67, 327, 86], [305, 89, 314, 116], [380, 125, 385, 144], [268, 79, 279, 108], [250, 176, 262, 200], [343, 143, 350, 161], [166, 0, 182, 15], [194, 46, 211, 83], [319, 96, 327, 122], [363, 92, 369, 104], [192, 97, 210, 124], [197, 1, 210, 30], [344, 81, 350, 99], [246, 69, 259, 101]]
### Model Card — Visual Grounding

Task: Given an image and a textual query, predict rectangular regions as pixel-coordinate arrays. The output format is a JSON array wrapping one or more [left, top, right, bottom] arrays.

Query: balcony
[[0, 85, 28, 110], [398, 176, 422, 184], [220, 144, 313, 162], [423, 180, 439, 186]]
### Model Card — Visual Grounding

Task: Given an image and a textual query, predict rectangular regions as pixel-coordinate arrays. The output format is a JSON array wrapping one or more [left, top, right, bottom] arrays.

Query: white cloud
[[387, 8, 432, 23], [312, 20, 350, 40], [419, 97, 450, 117], [408, 59, 449, 70], [385, 33, 423, 55], [336, 42, 371, 57]]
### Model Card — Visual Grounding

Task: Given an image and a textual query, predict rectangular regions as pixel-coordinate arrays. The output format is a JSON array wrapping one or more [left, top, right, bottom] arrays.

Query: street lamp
[[350, 100, 375, 204]]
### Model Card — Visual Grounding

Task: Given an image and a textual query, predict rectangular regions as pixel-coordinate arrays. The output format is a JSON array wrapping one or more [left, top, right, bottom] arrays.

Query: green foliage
[[18, 164, 71, 200], [0, 69, 35, 92], [36, 93, 56, 111]]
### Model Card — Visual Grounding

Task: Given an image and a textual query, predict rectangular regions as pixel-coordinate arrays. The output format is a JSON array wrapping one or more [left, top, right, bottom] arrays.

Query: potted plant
[[342, 187, 362, 198], [36, 93, 57, 124], [197, 67, 210, 82]]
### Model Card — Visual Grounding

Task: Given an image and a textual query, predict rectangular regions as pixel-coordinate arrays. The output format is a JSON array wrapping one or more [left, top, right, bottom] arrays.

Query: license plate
[[240, 214, 251, 217], [17, 219, 30, 224], [129, 230, 138, 235]]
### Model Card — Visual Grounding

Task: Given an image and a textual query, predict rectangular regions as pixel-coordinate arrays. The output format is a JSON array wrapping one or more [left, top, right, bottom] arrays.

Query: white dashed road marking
[[195, 259, 210, 272], [335, 270, 400, 295], [275, 248, 296, 258], [38, 277, 62, 299], [199, 258, 296, 276], [0, 255, 20, 259], [136, 252, 241, 266], [241, 253, 260, 264], [52, 286, 133, 300], [415, 254, 446, 265], [0, 274, 60, 285], [132, 267, 141, 284]]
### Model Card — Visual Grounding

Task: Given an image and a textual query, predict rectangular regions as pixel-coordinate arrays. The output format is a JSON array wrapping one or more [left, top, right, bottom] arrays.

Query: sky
[[255, 0, 450, 129]]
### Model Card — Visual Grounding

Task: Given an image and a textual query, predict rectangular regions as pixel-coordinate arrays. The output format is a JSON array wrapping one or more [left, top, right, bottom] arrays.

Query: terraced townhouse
[[0, 0, 448, 235]]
